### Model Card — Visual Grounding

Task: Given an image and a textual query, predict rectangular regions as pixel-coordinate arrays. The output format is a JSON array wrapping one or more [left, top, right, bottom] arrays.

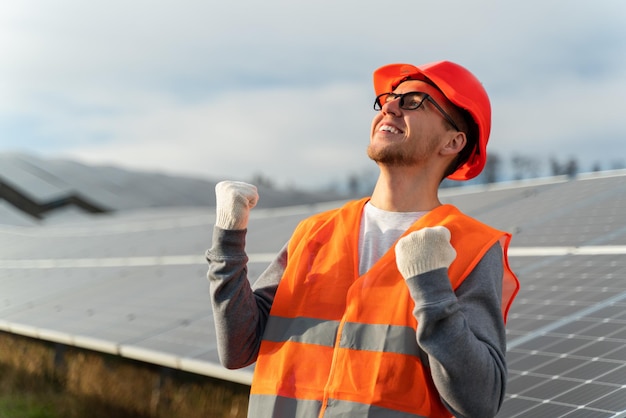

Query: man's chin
[[367, 147, 410, 166]]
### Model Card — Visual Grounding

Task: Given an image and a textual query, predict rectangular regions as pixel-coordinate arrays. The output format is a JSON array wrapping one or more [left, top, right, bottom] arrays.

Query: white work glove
[[395, 226, 457, 278], [214, 181, 259, 230]]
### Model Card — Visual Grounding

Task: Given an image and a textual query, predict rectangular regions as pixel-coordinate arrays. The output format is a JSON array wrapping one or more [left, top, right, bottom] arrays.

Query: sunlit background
[[2, 0, 625, 189]]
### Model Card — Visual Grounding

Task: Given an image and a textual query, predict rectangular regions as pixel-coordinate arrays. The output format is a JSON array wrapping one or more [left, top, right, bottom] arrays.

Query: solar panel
[[0, 153, 74, 202], [1, 170, 625, 417], [0, 202, 37, 227]]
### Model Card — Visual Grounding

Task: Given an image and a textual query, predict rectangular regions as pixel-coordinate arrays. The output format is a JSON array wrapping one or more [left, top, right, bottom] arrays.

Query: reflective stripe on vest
[[263, 316, 340, 347], [250, 199, 520, 418], [250, 395, 428, 418], [264, 316, 419, 356]]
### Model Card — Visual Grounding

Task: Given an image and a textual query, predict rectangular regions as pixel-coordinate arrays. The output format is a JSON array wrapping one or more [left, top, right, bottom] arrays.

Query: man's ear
[[440, 131, 467, 156]]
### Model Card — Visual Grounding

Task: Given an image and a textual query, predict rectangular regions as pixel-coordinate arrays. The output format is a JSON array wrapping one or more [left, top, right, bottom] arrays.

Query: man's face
[[368, 80, 458, 167]]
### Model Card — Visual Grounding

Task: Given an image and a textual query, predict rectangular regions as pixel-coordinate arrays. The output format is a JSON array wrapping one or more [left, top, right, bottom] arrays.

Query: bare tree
[[347, 174, 360, 196], [482, 153, 502, 184], [565, 159, 578, 178], [549, 157, 579, 178], [511, 154, 542, 180], [250, 173, 275, 189]]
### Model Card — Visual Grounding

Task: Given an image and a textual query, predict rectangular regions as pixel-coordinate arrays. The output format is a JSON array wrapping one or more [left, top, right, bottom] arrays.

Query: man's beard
[[367, 144, 415, 166], [367, 133, 440, 167], [367, 142, 432, 167]]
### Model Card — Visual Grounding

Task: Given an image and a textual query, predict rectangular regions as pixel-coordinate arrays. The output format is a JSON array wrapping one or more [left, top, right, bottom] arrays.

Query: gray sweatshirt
[[206, 226, 508, 418]]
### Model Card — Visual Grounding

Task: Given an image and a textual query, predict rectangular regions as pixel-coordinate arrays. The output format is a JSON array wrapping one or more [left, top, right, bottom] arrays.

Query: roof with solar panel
[[1, 153, 625, 417]]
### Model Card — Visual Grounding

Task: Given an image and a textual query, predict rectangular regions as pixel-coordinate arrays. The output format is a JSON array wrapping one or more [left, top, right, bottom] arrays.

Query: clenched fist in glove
[[395, 226, 457, 279], [215, 181, 259, 230]]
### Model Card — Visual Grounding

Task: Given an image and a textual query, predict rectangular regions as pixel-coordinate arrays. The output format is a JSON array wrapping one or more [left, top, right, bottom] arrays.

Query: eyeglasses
[[373, 91, 460, 132]]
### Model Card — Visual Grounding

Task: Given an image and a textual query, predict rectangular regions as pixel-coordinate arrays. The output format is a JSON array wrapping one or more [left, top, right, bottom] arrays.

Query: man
[[206, 60, 520, 418]]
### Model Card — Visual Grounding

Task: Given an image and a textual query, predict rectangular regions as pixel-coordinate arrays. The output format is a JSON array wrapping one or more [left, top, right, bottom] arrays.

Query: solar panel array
[[1, 167, 626, 417], [441, 174, 626, 417], [0, 153, 216, 213], [0, 153, 343, 223]]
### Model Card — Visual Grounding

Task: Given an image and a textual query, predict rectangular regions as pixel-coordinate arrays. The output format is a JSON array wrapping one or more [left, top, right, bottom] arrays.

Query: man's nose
[[382, 97, 402, 117]]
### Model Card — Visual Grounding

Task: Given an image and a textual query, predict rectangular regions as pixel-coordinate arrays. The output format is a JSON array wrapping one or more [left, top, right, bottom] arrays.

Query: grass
[[0, 396, 60, 418], [0, 365, 145, 418], [0, 393, 144, 418], [0, 332, 250, 417]]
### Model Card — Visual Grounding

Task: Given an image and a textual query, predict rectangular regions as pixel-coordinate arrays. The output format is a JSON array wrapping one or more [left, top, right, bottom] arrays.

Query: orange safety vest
[[250, 198, 519, 418]]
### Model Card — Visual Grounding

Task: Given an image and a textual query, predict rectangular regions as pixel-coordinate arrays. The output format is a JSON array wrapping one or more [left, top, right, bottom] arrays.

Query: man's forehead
[[394, 79, 439, 94]]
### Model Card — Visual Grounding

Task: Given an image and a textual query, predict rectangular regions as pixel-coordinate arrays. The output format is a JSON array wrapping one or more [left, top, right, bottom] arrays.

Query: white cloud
[[492, 67, 626, 168], [2, 0, 626, 187], [56, 82, 373, 189]]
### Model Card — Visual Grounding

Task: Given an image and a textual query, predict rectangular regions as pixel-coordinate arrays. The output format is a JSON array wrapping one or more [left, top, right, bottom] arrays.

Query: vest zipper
[[317, 316, 347, 418]]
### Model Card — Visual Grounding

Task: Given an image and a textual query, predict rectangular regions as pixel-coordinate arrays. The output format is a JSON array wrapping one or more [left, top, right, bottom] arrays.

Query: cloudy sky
[[2, 0, 625, 190]]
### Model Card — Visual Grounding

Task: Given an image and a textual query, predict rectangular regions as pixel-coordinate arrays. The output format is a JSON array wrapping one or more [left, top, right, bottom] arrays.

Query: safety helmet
[[373, 61, 491, 181]]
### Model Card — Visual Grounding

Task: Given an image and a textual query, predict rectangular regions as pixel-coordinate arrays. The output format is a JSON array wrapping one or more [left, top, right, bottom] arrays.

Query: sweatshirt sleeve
[[404, 242, 507, 418], [205, 226, 286, 369]]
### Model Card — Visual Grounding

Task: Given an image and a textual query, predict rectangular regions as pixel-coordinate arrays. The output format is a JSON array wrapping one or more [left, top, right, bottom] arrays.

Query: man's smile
[[379, 124, 403, 134]]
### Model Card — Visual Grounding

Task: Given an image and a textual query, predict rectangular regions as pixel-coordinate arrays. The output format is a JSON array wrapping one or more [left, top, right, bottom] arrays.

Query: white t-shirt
[[358, 202, 428, 275]]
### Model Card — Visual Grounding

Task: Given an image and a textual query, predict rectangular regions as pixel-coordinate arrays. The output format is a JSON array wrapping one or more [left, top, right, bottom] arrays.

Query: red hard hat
[[373, 61, 491, 181]]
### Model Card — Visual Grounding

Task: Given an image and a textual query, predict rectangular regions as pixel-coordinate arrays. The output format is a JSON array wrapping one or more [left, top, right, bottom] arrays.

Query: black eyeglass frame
[[373, 91, 460, 132]]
